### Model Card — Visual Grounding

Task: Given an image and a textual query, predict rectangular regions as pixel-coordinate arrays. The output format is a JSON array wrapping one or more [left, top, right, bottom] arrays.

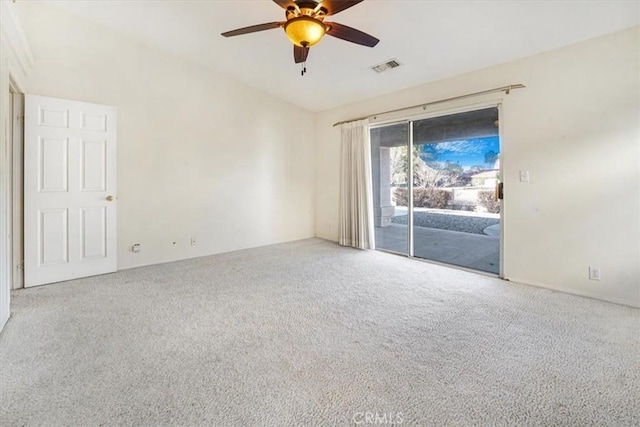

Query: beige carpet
[[1, 238, 638, 426]]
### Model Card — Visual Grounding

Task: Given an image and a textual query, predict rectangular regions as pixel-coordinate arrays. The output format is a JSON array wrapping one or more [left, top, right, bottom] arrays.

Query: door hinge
[[17, 262, 24, 271], [16, 113, 24, 123]]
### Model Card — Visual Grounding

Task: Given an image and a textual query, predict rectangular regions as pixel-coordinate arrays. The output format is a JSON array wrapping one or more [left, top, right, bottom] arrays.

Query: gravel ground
[[392, 212, 499, 235]]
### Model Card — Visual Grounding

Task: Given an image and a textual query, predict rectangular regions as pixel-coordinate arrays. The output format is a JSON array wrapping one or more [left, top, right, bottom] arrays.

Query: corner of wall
[[0, 0, 33, 333]]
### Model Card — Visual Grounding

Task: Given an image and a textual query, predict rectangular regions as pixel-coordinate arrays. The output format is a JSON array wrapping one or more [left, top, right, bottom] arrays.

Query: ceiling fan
[[221, 0, 379, 75]]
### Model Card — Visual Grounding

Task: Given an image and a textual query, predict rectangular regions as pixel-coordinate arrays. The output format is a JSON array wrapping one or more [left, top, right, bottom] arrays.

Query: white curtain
[[339, 119, 375, 250]]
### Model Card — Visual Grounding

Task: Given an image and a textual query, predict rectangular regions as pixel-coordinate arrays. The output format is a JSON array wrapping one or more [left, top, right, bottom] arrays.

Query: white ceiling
[[40, 0, 639, 112]]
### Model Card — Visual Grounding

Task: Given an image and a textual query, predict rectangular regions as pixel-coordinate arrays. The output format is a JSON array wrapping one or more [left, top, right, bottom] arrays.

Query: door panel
[[370, 123, 409, 256], [39, 208, 68, 265], [80, 207, 106, 260], [81, 140, 106, 191], [39, 137, 68, 192], [411, 108, 500, 274], [25, 95, 117, 287]]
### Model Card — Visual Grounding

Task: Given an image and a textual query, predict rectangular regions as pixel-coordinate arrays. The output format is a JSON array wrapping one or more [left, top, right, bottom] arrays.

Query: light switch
[[519, 170, 530, 182]]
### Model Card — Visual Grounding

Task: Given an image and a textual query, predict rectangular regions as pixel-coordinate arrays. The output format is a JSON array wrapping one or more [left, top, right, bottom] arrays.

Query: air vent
[[370, 59, 402, 73]]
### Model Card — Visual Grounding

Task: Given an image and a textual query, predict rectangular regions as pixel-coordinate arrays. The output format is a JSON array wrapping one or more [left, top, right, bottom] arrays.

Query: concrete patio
[[375, 223, 500, 274]]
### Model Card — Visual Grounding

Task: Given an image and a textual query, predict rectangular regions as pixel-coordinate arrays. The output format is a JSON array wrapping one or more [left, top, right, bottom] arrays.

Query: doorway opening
[[371, 107, 502, 274]]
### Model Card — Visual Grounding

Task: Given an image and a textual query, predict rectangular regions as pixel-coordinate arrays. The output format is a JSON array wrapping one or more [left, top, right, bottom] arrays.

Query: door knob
[[106, 195, 114, 201]]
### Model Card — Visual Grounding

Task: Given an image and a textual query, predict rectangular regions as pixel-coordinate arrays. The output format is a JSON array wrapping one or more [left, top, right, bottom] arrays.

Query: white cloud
[[436, 140, 485, 154]]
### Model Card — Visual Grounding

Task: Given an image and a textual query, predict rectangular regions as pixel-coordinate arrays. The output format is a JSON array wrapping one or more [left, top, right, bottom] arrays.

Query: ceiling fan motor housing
[[296, 1, 327, 14]]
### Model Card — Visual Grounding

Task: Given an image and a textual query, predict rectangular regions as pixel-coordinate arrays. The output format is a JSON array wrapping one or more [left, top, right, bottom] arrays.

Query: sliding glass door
[[370, 107, 501, 274]]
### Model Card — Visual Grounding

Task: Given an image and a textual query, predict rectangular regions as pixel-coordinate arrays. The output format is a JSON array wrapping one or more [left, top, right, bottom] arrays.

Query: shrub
[[393, 188, 451, 209], [478, 190, 501, 214], [393, 188, 408, 206]]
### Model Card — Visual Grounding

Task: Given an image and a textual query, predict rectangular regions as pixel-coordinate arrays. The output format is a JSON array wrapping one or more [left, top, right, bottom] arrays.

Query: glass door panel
[[370, 123, 409, 255], [411, 108, 501, 273]]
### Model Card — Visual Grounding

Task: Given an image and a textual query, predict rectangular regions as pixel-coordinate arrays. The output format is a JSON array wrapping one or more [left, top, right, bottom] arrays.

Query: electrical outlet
[[519, 170, 530, 182], [589, 266, 601, 281], [132, 243, 141, 253], [190, 237, 197, 246]]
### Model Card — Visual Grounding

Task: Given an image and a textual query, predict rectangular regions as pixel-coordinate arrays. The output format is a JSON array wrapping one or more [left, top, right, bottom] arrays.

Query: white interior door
[[24, 95, 117, 287]]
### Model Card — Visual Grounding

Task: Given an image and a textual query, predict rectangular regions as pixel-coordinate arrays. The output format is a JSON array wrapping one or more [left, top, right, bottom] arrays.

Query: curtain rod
[[332, 84, 525, 127]]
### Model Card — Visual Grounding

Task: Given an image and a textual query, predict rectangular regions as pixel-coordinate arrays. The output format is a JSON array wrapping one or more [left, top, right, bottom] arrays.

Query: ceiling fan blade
[[319, 0, 364, 16], [326, 22, 379, 47], [294, 45, 309, 63], [273, 0, 296, 10], [221, 22, 283, 37]]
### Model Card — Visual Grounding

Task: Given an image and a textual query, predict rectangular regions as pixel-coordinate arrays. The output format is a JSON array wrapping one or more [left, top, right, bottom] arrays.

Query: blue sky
[[418, 136, 500, 170]]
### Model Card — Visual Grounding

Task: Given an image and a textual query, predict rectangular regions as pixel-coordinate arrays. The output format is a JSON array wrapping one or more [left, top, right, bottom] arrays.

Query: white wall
[[16, 2, 316, 270], [315, 27, 640, 307]]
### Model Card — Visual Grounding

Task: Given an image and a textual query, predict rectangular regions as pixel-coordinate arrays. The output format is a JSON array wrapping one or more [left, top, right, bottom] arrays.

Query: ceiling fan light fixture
[[284, 16, 326, 47]]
